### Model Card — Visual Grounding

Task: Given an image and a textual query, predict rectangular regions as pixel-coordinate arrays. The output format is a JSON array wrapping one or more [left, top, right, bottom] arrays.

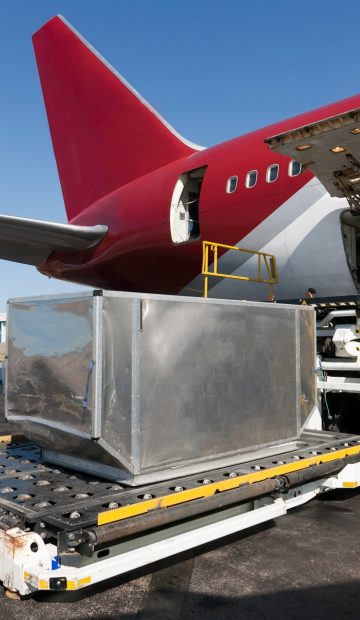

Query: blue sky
[[0, 0, 358, 310]]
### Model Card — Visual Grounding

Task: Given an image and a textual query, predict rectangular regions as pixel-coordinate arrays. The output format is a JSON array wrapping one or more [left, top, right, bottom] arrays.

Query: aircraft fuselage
[[39, 128, 353, 301]]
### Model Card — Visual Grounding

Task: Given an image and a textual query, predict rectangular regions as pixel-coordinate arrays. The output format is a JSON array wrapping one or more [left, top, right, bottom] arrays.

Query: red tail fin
[[33, 16, 200, 221]]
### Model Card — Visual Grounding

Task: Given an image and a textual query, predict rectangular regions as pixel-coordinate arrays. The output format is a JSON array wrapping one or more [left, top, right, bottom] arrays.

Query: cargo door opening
[[342, 211, 360, 288], [170, 166, 207, 244]]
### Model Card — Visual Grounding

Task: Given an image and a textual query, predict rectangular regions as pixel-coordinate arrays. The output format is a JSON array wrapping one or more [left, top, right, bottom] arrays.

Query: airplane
[[2, 14, 360, 302]]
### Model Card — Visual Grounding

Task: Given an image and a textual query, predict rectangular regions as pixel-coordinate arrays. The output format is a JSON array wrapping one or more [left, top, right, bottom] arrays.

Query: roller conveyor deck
[[1, 432, 360, 594], [0, 430, 359, 539]]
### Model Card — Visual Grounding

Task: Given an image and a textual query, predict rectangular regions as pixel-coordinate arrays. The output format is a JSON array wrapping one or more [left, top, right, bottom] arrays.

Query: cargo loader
[[287, 295, 360, 433], [1, 291, 360, 596]]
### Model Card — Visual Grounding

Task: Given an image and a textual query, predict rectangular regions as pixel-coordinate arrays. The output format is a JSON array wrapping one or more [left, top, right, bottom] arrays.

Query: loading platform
[[1, 430, 360, 595], [2, 290, 359, 596]]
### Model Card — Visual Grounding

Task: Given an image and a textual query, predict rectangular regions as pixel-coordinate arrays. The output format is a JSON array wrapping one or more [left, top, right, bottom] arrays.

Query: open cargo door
[[265, 108, 360, 213]]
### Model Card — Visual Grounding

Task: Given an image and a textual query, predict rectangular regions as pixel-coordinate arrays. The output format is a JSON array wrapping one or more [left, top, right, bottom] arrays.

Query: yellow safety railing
[[202, 241, 278, 299]]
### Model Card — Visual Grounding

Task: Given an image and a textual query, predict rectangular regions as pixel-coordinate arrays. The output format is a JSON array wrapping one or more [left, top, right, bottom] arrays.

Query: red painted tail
[[33, 16, 199, 221]]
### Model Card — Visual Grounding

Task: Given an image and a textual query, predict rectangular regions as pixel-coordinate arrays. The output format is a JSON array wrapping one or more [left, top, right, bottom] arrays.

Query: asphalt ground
[[1, 399, 360, 619]]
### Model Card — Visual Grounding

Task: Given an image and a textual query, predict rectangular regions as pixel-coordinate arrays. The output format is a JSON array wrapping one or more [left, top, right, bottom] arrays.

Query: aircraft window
[[289, 160, 302, 177], [226, 176, 238, 193], [266, 164, 279, 183], [245, 170, 258, 188]]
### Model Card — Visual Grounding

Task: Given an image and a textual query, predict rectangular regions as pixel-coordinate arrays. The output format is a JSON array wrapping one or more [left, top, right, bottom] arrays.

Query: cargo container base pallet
[[0, 432, 360, 596]]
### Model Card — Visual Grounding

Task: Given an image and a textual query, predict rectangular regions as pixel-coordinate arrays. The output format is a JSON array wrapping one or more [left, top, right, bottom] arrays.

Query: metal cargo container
[[6, 291, 316, 485]]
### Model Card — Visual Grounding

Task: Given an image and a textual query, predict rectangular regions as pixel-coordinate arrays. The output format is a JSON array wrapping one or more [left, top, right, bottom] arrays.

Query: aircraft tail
[[32, 16, 201, 221]]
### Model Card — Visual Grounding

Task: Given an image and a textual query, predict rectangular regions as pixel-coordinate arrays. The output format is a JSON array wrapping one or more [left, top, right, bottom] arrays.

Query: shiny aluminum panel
[[137, 298, 300, 471], [101, 296, 133, 470], [7, 297, 95, 437], [299, 308, 316, 424]]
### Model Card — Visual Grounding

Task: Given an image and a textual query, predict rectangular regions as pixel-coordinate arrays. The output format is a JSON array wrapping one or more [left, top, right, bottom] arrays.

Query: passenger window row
[[226, 160, 302, 193]]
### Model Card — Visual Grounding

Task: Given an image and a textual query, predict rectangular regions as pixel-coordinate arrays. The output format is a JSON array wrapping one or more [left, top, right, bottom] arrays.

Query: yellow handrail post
[[264, 254, 268, 281], [201, 240, 207, 274], [270, 256, 277, 281], [214, 244, 218, 276], [204, 275, 209, 299], [203, 241, 209, 298]]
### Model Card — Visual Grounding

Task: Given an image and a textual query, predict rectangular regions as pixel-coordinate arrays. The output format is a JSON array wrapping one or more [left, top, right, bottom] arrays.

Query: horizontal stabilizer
[[0, 215, 107, 266], [265, 106, 360, 212]]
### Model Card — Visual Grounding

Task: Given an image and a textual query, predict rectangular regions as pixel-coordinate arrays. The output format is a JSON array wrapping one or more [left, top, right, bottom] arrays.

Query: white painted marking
[[185, 179, 356, 300]]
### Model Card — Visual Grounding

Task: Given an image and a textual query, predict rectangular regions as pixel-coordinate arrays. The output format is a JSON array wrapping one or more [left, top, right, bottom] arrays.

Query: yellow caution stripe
[[24, 571, 49, 591], [0, 434, 26, 443], [343, 481, 358, 488], [0, 435, 12, 443], [24, 573, 92, 591], [98, 443, 360, 526], [67, 576, 91, 590]]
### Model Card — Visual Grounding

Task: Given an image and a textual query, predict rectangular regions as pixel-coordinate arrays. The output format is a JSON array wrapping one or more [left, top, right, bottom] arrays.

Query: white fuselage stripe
[[184, 179, 357, 300]]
